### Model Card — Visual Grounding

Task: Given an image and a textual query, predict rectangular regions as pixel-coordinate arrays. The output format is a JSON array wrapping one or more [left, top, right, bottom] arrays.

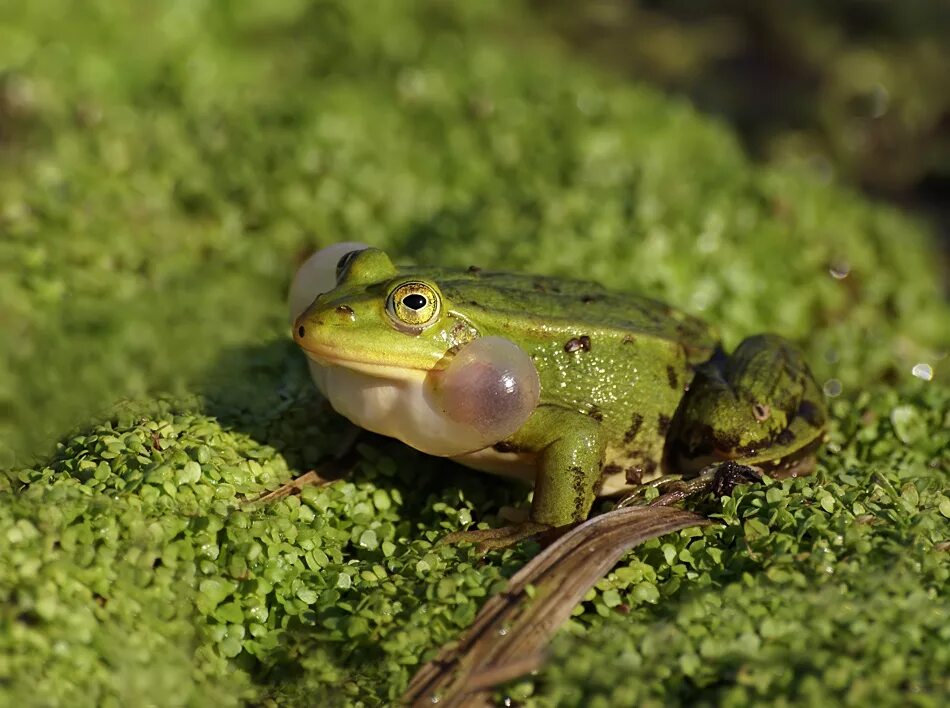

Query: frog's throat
[[301, 346, 429, 382], [304, 356, 498, 457]]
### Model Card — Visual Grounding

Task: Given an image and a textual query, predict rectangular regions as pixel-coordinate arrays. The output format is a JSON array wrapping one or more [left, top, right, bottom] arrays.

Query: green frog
[[290, 245, 826, 549]]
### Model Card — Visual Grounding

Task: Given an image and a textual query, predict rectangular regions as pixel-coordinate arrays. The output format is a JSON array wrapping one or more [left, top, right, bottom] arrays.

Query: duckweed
[[1, 0, 947, 705]]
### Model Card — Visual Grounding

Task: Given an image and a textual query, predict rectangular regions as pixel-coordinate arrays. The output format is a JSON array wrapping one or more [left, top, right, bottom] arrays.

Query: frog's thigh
[[669, 334, 826, 471], [529, 410, 606, 527]]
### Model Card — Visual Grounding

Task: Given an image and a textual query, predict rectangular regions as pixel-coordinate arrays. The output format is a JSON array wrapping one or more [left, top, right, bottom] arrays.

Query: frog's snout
[[293, 302, 357, 348], [292, 309, 319, 347]]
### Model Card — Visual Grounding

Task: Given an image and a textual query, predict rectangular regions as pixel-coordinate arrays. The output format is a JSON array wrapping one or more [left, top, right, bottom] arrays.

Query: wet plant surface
[[1, 1, 948, 705]]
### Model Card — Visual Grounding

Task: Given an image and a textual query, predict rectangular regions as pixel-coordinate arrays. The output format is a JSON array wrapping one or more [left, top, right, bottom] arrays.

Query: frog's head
[[292, 247, 477, 380], [289, 245, 541, 457]]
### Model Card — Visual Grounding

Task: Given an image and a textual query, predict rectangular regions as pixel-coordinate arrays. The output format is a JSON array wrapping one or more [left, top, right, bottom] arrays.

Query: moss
[[0, 0, 947, 705]]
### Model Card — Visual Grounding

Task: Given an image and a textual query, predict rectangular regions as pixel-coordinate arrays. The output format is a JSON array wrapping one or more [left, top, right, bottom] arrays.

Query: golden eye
[[386, 282, 441, 332]]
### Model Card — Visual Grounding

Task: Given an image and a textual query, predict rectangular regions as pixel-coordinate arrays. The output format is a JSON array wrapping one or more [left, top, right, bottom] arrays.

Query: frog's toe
[[440, 522, 551, 553], [709, 461, 763, 498]]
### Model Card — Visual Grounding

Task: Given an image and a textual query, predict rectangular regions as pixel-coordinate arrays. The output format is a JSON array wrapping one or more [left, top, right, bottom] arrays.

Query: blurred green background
[[0, 1, 947, 706]]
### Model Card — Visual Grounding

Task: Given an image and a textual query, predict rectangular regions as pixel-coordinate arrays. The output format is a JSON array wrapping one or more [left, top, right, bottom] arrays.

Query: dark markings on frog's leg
[[657, 414, 671, 437], [569, 465, 588, 509], [797, 400, 825, 427], [624, 413, 644, 445], [666, 365, 678, 390]]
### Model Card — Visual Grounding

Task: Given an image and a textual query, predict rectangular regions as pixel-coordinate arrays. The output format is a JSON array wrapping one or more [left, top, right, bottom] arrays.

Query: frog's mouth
[[299, 343, 430, 382]]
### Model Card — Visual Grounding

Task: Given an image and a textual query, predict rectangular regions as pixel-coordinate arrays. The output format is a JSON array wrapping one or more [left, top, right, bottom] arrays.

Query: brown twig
[[401, 505, 710, 707]]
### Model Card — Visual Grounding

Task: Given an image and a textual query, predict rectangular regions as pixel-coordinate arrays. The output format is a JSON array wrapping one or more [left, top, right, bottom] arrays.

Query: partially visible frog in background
[[289, 244, 826, 549]]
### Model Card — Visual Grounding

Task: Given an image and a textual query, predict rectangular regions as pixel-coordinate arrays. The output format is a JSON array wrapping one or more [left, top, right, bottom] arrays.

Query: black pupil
[[403, 294, 427, 310]]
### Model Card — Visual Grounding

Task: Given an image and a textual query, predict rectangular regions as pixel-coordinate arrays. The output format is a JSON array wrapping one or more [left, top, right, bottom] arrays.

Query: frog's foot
[[667, 333, 827, 474], [708, 461, 763, 497], [619, 461, 762, 508], [441, 522, 552, 553]]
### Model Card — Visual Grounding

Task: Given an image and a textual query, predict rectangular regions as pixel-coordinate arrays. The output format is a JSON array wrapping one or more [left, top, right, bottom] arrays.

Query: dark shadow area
[[531, 0, 950, 263]]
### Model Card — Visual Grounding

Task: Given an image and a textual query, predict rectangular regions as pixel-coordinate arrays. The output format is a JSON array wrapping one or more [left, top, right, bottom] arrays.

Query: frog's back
[[424, 268, 717, 361]]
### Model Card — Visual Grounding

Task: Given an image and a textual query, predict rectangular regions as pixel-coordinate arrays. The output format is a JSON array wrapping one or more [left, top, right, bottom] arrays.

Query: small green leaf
[[359, 529, 378, 550], [177, 460, 202, 485]]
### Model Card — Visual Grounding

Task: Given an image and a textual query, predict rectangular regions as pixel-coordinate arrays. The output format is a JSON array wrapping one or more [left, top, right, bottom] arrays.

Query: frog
[[289, 244, 827, 550]]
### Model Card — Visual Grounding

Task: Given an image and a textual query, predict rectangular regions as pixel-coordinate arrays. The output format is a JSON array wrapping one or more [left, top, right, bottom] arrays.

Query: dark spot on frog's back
[[564, 335, 591, 353], [534, 279, 562, 294], [657, 414, 671, 436], [623, 413, 643, 445]]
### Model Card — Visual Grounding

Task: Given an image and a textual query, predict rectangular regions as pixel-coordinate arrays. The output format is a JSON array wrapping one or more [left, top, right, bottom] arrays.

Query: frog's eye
[[288, 241, 369, 323], [386, 282, 441, 332]]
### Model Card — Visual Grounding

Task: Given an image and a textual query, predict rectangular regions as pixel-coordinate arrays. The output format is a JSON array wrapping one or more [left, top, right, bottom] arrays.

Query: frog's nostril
[[297, 325, 305, 339]]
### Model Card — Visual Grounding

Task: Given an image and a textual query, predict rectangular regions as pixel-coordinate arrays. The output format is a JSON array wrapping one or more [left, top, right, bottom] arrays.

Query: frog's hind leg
[[665, 333, 827, 483]]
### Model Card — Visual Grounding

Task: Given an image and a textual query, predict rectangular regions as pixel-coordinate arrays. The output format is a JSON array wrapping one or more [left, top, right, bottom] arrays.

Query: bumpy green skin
[[296, 249, 827, 534]]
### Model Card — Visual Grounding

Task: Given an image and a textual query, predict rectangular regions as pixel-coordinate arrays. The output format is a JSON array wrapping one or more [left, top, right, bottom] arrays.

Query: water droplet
[[828, 261, 850, 280], [430, 693, 441, 704], [823, 379, 842, 397], [497, 626, 509, 636], [911, 363, 933, 381]]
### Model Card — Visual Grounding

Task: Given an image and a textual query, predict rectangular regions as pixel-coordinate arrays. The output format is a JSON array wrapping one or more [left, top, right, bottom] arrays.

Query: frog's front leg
[[443, 407, 606, 552], [665, 333, 827, 491]]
